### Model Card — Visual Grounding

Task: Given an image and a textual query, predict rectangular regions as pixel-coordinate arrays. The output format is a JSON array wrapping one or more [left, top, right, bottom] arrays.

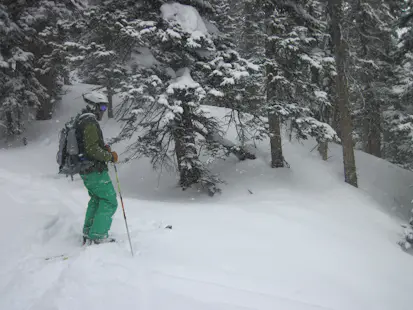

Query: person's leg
[[86, 170, 118, 240], [81, 175, 100, 238]]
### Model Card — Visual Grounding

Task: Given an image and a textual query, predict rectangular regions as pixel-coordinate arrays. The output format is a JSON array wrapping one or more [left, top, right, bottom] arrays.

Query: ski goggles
[[99, 105, 108, 112]]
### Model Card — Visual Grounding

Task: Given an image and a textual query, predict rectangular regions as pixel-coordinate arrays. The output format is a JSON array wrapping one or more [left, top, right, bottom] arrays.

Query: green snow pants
[[80, 170, 118, 240]]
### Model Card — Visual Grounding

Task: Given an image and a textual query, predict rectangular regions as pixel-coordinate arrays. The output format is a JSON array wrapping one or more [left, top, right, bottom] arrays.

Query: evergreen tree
[[66, 1, 144, 118], [0, 4, 48, 138], [383, 1, 413, 170], [344, 0, 397, 158], [228, 0, 267, 147], [201, 0, 265, 147], [329, 0, 358, 187], [115, 1, 256, 194], [263, 0, 339, 168], [9, 0, 81, 120], [0, 0, 82, 139]]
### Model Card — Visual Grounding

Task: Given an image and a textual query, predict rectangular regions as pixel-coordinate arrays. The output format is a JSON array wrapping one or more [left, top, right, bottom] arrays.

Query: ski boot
[[92, 238, 116, 245]]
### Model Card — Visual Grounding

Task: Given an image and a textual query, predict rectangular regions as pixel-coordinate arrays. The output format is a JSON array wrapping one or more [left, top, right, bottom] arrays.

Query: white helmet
[[83, 91, 109, 105]]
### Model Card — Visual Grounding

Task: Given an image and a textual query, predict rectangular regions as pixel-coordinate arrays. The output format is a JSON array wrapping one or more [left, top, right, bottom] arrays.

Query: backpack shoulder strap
[[76, 113, 98, 129], [78, 113, 96, 122]]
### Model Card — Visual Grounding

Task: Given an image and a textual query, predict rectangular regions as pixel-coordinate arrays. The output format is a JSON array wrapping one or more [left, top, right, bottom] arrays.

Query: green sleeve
[[83, 124, 113, 162]]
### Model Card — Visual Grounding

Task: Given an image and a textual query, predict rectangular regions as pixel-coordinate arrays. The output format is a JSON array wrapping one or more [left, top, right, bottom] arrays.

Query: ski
[[44, 225, 172, 261], [45, 254, 70, 261]]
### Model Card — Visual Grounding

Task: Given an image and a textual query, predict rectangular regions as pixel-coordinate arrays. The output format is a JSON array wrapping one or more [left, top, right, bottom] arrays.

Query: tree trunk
[[268, 113, 284, 167], [63, 71, 71, 85], [367, 126, 381, 158], [173, 102, 201, 189], [174, 124, 186, 173], [265, 3, 284, 168], [107, 84, 114, 119], [16, 108, 22, 136], [364, 100, 382, 157], [329, 0, 358, 187], [241, 0, 260, 57], [6, 111, 14, 136], [332, 101, 341, 138], [318, 142, 328, 161], [36, 97, 54, 120], [36, 71, 55, 120], [310, 52, 330, 162]]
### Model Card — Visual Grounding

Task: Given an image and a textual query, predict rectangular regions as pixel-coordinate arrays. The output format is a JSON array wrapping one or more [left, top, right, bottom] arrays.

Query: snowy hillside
[[1, 84, 413, 310]]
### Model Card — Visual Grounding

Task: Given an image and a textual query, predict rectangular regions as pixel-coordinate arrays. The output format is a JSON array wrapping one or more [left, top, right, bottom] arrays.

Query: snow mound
[[128, 47, 158, 69], [161, 2, 209, 36], [167, 68, 204, 94]]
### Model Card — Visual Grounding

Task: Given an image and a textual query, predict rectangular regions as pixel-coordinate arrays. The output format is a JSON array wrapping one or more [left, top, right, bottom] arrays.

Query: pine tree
[[29, 1, 78, 120], [262, 0, 339, 168], [263, 1, 284, 167], [114, 1, 256, 194], [66, 1, 144, 118], [344, 0, 397, 158], [0, 0, 83, 139], [329, 0, 358, 187], [200, 0, 265, 147], [9, 1, 81, 120], [0, 4, 48, 138], [230, 0, 267, 147], [383, 1, 413, 170], [307, 0, 336, 160]]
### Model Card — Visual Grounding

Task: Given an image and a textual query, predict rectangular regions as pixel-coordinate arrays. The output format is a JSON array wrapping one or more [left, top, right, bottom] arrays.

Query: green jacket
[[77, 113, 112, 174]]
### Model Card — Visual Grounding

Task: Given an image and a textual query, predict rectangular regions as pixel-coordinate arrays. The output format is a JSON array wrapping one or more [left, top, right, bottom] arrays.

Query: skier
[[78, 92, 119, 245]]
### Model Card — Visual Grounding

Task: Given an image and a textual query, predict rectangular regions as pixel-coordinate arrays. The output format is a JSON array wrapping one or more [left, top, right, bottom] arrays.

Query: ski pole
[[113, 163, 134, 257]]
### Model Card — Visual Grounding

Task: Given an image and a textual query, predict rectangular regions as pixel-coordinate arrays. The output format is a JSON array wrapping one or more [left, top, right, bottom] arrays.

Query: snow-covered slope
[[328, 144, 413, 221], [1, 84, 413, 310]]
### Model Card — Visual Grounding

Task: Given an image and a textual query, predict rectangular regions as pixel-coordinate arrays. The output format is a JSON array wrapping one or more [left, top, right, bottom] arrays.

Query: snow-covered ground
[[1, 84, 413, 310]]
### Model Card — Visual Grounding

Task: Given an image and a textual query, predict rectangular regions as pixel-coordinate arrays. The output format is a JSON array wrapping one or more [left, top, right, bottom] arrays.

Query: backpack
[[56, 115, 92, 179]]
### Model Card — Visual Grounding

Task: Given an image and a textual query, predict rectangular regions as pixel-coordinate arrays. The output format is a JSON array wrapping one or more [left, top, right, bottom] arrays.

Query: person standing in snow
[[78, 92, 119, 245]]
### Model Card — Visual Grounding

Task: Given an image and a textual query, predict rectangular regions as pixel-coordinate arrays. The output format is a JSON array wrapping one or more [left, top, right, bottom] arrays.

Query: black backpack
[[56, 115, 92, 179]]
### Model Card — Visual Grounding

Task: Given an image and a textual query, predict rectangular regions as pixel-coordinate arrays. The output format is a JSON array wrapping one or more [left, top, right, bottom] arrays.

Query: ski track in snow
[[1, 84, 413, 309]]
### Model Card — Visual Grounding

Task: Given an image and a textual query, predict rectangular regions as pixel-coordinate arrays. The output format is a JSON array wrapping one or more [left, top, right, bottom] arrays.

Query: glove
[[105, 144, 111, 152], [111, 151, 118, 163]]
